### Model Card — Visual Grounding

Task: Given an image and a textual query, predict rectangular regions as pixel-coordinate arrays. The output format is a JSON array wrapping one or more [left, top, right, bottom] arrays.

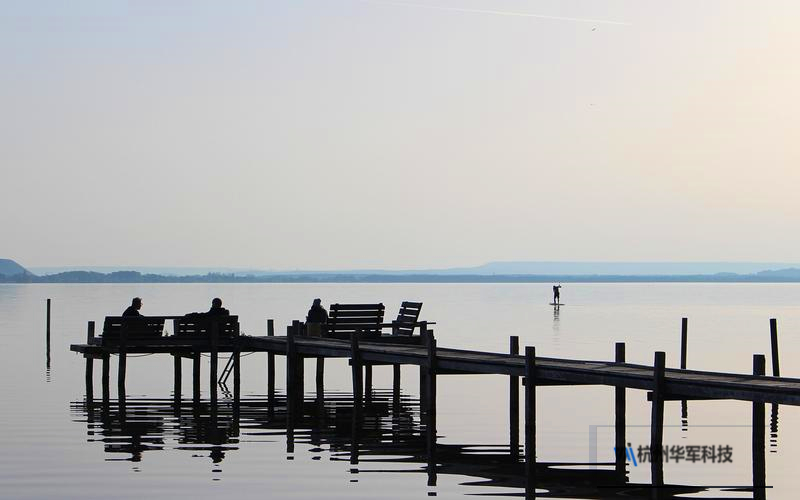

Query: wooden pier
[[71, 317, 791, 498]]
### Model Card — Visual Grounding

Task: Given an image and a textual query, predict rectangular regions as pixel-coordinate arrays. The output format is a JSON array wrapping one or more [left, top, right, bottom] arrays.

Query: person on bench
[[206, 297, 230, 317], [122, 297, 143, 317], [306, 298, 328, 337]]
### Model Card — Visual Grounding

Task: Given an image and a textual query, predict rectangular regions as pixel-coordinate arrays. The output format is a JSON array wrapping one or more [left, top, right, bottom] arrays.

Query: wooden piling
[[85, 356, 94, 401], [117, 323, 128, 403], [173, 354, 182, 401], [87, 321, 95, 344], [614, 342, 626, 474], [753, 354, 766, 492], [392, 364, 401, 405], [233, 348, 241, 403], [770, 318, 780, 377], [510, 336, 520, 461], [425, 329, 437, 461], [350, 332, 364, 415], [650, 351, 666, 486], [524, 346, 536, 499], [192, 351, 201, 403], [46, 298, 51, 345], [680, 317, 688, 370], [365, 363, 373, 404], [209, 320, 219, 405], [267, 319, 275, 400], [419, 322, 429, 411], [101, 355, 110, 404], [316, 357, 324, 401]]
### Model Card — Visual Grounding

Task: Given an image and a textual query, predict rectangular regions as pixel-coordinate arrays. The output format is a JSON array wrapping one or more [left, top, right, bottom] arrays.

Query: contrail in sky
[[359, 0, 631, 26]]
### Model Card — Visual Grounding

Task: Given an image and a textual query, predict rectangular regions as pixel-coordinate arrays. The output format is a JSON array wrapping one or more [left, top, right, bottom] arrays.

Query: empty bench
[[101, 316, 166, 346]]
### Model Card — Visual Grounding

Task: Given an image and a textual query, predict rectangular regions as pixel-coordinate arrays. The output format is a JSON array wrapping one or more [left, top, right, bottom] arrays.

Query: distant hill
[[0, 259, 31, 277]]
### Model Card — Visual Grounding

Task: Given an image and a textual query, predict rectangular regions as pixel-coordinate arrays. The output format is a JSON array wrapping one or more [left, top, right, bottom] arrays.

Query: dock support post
[[680, 318, 688, 369], [753, 354, 766, 497], [425, 329, 437, 464], [102, 354, 110, 404], [650, 351, 666, 487], [351, 332, 363, 418], [510, 336, 520, 461], [316, 357, 324, 401], [419, 322, 429, 411], [365, 363, 373, 404], [392, 364, 401, 406], [173, 353, 182, 402], [233, 347, 241, 403], [46, 298, 51, 350], [770, 318, 780, 377], [266, 319, 275, 414], [615, 342, 626, 476], [117, 325, 127, 406], [524, 346, 536, 499], [209, 320, 219, 406], [192, 351, 201, 403], [85, 356, 94, 402], [287, 321, 304, 419]]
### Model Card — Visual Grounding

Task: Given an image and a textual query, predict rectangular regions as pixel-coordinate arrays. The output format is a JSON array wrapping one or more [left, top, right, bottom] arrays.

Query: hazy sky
[[2, 1, 799, 270]]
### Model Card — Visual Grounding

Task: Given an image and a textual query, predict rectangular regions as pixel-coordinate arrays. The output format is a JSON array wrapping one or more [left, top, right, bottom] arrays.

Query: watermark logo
[[614, 443, 733, 466]]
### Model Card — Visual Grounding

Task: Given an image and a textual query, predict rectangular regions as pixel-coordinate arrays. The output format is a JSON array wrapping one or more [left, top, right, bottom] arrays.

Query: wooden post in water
[[509, 336, 520, 461], [364, 362, 373, 405], [524, 346, 536, 499], [316, 357, 324, 401], [85, 355, 94, 402], [351, 332, 364, 418], [173, 353, 182, 402], [267, 319, 275, 398], [680, 318, 688, 370], [753, 354, 766, 495], [85, 322, 95, 401], [102, 354, 110, 404], [614, 342, 626, 476], [425, 329, 437, 462], [419, 322, 429, 411], [192, 351, 201, 403], [650, 351, 666, 487], [117, 323, 128, 405], [209, 320, 219, 406], [770, 318, 780, 377], [286, 323, 297, 418], [46, 299, 51, 368]]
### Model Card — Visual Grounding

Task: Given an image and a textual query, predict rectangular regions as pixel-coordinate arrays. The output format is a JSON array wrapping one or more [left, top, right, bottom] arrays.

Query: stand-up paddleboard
[[549, 303, 564, 306]]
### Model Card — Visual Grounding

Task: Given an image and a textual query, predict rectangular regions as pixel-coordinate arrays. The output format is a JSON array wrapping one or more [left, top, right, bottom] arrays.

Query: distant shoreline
[[4, 272, 800, 284]]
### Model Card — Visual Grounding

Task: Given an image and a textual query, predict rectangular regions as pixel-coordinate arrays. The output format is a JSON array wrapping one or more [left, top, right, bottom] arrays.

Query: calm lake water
[[2, 283, 800, 499]]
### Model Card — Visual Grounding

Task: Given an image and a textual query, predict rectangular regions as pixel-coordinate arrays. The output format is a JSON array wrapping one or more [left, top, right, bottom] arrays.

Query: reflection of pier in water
[[72, 391, 768, 499]]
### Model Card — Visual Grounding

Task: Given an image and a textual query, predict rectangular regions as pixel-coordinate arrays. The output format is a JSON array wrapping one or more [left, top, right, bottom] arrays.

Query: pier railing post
[[510, 336, 520, 461], [753, 354, 766, 495], [770, 319, 780, 377], [650, 351, 666, 487], [614, 342, 626, 476], [524, 346, 536, 498], [680, 318, 688, 370]]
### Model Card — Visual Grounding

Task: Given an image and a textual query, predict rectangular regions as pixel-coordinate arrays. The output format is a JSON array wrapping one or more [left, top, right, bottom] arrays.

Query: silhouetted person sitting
[[306, 298, 328, 324], [122, 297, 143, 317], [206, 297, 230, 317]]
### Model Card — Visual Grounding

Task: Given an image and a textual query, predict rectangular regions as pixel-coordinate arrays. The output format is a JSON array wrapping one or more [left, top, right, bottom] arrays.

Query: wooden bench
[[326, 304, 385, 339], [389, 301, 423, 336], [174, 315, 240, 341], [101, 316, 165, 346]]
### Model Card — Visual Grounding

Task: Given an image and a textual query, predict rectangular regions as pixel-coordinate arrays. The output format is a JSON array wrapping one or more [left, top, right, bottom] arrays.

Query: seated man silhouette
[[122, 297, 143, 317], [206, 297, 230, 317], [305, 298, 328, 336]]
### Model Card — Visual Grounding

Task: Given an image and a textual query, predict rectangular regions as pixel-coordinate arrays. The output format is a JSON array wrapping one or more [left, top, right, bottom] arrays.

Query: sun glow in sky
[[2, 1, 799, 269]]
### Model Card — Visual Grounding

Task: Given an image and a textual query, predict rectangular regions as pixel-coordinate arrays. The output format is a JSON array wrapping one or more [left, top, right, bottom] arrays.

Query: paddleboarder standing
[[552, 284, 562, 305]]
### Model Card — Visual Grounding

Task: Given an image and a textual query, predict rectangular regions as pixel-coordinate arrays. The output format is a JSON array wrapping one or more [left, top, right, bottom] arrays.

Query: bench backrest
[[328, 303, 384, 338], [102, 317, 165, 344], [393, 301, 423, 336], [175, 315, 240, 339]]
